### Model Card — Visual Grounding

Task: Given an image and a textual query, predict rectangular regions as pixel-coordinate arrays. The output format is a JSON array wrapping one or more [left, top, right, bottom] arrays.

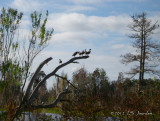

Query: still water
[[0, 111, 120, 121], [20, 112, 120, 121]]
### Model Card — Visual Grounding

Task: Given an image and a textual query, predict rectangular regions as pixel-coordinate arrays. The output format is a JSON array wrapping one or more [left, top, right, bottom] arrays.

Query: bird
[[59, 59, 62, 64], [80, 50, 85, 56], [85, 49, 91, 56], [78, 51, 83, 56], [72, 51, 80, 57]]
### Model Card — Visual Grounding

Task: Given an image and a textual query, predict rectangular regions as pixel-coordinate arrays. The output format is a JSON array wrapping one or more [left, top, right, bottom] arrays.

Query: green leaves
[[0, 7, 23, 65], [31, 11, 42, 29], [0, 81, 9, 92], [12, 42, 18, 51], [0, 8, 23, 33], [30, 10, 53, 46]]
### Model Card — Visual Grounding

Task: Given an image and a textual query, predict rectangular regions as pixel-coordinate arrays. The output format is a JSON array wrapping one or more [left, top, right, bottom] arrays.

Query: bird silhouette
[[78, 51, 83, 56], [59, 59, 62, 64], [85, 49, 91, 56], [80, 50, 85, 56], [72, 51, 79, 57]]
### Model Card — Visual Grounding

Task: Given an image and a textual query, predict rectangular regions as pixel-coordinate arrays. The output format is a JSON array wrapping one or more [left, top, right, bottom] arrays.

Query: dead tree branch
[[27, 56, 89, 104], [31, 90, 71, 108], [23, 57, 53, 101], [54, 73, 78, 90]]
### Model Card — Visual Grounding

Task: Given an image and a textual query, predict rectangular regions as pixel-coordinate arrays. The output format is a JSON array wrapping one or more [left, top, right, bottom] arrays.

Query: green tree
[[72, 67, 90, 94], [0, 7, 53, 105], [0, 8, 23, 104], [0, 8, 23, 63], [91, 68, 109, 96]]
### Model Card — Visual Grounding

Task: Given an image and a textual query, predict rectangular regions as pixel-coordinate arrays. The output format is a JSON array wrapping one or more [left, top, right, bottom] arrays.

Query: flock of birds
[[59, 49, 91, 64], [72, 49, 91, 57]]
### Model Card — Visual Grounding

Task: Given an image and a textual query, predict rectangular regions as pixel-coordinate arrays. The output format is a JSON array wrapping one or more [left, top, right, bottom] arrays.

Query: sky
[[0, 0, 160, 88]]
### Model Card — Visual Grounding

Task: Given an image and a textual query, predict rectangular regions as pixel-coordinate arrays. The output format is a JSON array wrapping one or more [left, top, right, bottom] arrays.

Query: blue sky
[[0, 0, 160, 88]]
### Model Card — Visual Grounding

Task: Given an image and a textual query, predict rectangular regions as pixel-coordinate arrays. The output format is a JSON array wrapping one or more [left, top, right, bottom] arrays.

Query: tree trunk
[[141, 14, 146, 82]]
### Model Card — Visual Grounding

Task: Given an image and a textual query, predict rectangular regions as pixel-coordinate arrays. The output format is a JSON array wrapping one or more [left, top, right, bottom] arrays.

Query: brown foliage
[[6, 98, 17, 121]]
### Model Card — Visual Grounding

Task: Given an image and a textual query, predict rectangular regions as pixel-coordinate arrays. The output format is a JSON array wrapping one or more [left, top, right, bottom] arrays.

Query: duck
[[85, 49, 91, 56], [72, 51, 79, 57], [59, 59, 62, 64], [80, 50, 85, 56]]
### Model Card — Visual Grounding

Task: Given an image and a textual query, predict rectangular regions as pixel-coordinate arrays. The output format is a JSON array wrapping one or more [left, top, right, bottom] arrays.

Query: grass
[[0, 107, 6, 111]]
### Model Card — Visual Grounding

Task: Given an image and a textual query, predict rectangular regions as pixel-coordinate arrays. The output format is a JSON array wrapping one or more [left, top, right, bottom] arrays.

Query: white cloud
[[47, 13, 92, 32], [46, 12, 160, 45], [47, 13, 131, 44], [48, 13, 131, 33], [52, 31, 94, 43]]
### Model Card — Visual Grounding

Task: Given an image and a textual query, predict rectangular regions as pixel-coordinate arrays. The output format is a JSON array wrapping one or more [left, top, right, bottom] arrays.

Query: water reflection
[[0, 111, 120, 121], [20, 112, 120, 121], [20, 112, 62, 121]]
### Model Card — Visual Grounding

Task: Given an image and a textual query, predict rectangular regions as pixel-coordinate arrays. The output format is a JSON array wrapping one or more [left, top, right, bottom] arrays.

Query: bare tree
[[121, 12, 160, 82]]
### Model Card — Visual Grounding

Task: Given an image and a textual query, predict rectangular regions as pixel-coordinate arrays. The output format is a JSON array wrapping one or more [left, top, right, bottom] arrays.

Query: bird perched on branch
[[78, 51, 82, 56], [59, 59, 62, 64], [80, 50, 85, 56], [72, 51, 80, 57], [85, 49, 91, 56]]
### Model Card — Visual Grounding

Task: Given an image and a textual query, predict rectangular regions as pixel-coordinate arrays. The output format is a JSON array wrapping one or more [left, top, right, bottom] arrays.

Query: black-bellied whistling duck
[[85, 49, 91, 55], [72, 51, 80, 57], [78, 52, 82, 56], [59, 59, 62, 64], [80, 50, 85, 56]]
